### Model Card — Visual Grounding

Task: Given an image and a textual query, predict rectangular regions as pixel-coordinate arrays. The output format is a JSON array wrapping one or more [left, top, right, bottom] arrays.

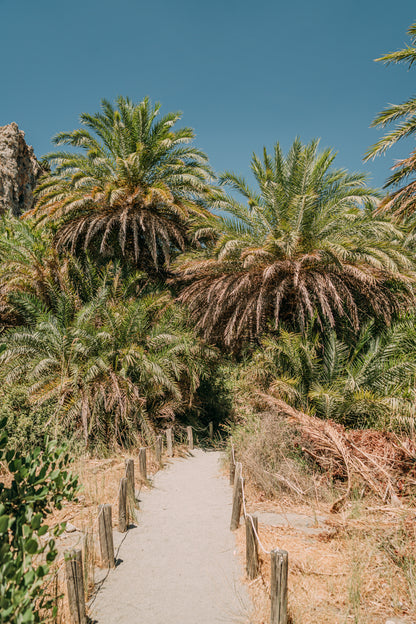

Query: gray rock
[[65, 522, 78, 533], [256, 511, 327, 535], [0, 122, 44, 216]]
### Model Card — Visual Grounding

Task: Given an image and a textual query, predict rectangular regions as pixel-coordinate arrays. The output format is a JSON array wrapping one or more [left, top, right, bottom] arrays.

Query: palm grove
[[3, 24, 416, 453]]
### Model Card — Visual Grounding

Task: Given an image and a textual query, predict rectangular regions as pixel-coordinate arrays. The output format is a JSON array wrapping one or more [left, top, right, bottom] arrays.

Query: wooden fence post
[[166, 428, 173, 457], [125, 459, 135, 498], [139, 447, 147, 481], [229, 448, 236, 486], [81, 531, 94, 594], [53, 572, 59, 624], [208, 421, 213, 441], [65, 549, 86, 624], [270, 548, 288, 624], [230, 461, 243, 531], [245, 514, 259, 579], [118, 477, 128, 532], [155, 435, 163, 466], [98, 504, 115, 568], [187, 426, 194, 450]]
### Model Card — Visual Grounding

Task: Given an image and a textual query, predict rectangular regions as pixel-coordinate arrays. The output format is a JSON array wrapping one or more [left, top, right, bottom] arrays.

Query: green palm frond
[[242, 315, 416, 429], [176, 138, 413, 348], [0, 277, 214, 446], [365, 21, 416, 219], [30, 96, 217, 272]]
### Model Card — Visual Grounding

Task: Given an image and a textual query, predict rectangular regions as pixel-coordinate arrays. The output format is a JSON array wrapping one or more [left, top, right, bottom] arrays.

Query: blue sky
[[1, 0, 415, 189]]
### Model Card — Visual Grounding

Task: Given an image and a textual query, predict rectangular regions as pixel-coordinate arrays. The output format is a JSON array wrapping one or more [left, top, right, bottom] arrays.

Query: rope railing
[[229, 442, 288, 624], [241, 476, 271, 555]]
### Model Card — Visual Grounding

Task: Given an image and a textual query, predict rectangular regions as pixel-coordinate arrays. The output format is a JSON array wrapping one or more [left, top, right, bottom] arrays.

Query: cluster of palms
[[0, 220, 215, 447], [238, 321, 416, 429], [2, 21, 416, 448]]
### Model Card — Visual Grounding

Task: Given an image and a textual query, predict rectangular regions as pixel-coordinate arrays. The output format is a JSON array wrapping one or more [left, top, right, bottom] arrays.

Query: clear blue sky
[[1, 0, 415, 189]]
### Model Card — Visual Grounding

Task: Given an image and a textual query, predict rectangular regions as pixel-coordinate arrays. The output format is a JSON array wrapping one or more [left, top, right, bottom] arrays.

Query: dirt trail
[[90, 449, 251, 624]]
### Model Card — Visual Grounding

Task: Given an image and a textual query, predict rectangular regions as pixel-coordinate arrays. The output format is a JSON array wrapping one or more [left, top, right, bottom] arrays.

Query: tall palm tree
[[31, 96, 214, 272], [365, 22, 416, 219], [176, 139, 415, 347]]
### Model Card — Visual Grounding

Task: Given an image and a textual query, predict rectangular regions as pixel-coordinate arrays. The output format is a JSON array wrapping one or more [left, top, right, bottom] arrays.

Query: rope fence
[[229, 442, 289, 624]]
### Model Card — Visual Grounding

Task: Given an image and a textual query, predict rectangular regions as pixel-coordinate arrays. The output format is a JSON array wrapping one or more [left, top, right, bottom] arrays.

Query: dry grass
[[230, 410, 336, 503], [233, 465, 416, 623], [229, 404, 416, 623]]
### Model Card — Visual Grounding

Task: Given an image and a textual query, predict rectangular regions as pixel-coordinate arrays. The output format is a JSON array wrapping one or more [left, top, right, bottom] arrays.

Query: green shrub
[[0, 386, 56, 452], [0, 417, 78, 623]]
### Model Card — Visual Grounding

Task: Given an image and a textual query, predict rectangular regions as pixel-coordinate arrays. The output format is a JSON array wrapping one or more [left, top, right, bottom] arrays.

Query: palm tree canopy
[[30, 96, 215, 272], [0, 215, 68, 325], [364, 23, 416, 219], [176, 139, 415, 347], [0, 286, 215, 446], [365, 22, 416, 162], [241, 320, 416, 429]]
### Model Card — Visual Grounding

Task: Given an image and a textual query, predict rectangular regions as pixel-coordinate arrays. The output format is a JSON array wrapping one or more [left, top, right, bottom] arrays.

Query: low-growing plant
[[0, 386, 56, 453], [229, 411, 329, 500], [0, 417, 78, 623]]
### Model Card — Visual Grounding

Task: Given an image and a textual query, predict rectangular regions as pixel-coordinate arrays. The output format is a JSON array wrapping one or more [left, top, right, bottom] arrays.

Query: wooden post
[[208, 421, 213, 441], [270, 548, 288, 624], [118, 477, 128, 532], [166, 428, 173, 457], [81, 531, 94, 594], [98, 504, 115, 568], [245, 515, 259, 579], [125, 459, 135, 498], [53, 571, 59, 624], [139, 447, 147, 481], [229, 445, 236, 486], [65, 549, 86, 624], [230, 461, 243, 531], [187, 426, 194, 450], [155, 435, 163, 466], [229, 462, 236, 485], [125, 457, 139, 510]]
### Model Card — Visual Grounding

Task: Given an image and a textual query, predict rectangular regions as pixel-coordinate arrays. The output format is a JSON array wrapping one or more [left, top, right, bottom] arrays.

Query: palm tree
[[242, 321, 416, 430], [0, 288, 214, 447], [176, 139, 415, 347], [0, 215, 67, 325], [31, 96, 214, 273], [0, 215, 149, 327], [365, 22, 416, 219]]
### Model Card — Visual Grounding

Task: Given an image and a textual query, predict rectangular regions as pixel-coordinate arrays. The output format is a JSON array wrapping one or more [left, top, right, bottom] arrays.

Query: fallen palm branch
[[257, 393, 416, 510]]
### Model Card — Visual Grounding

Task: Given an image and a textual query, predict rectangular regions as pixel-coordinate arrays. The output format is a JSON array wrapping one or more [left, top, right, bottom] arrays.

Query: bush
[[0, 386, 56, 453], [0, 417, 78, 623], [230, 411, 330, 501]]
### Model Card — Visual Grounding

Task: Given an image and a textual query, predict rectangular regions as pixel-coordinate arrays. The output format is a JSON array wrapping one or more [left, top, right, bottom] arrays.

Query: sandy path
[[90, 449, 251, 624]]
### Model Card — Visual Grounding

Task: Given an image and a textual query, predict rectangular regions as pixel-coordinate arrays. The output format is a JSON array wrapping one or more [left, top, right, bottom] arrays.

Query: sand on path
[[90, 449, 251, 624]]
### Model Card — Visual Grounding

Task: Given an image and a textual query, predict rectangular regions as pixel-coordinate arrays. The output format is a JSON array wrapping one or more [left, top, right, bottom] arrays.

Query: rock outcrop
[[0, 122, 43, 217]]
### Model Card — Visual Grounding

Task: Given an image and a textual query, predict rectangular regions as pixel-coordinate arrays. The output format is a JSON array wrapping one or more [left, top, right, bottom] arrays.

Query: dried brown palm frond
[[176, 139, 415, 347], [53, 188, 187, 268], [260, 394, 416, 510], [179, 259, 413, 346], [30, 96, 215, 271]]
